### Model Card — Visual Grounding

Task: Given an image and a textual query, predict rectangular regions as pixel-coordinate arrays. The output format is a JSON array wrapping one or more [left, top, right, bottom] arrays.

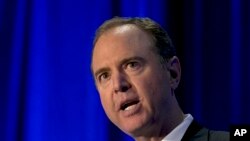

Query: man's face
[[92, 25, 178, 136]]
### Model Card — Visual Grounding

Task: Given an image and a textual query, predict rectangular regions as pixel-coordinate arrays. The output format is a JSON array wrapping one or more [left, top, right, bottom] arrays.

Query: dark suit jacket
[[181, 121, 229, 141]]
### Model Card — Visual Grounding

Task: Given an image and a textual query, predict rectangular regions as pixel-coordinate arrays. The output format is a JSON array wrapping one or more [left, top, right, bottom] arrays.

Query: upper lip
[[119, 97, 140, 111]]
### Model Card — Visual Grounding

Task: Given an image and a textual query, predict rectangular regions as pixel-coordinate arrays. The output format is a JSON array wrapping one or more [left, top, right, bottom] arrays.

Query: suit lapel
[[181, 121, 203, 141]]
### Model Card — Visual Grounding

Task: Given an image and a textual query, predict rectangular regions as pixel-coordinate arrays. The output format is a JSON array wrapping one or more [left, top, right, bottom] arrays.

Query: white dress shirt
[[161, 114, 194, 141]]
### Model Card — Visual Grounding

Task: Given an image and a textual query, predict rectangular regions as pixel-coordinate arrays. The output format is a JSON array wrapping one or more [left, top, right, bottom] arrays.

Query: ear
[[167, 56, 181, 90]]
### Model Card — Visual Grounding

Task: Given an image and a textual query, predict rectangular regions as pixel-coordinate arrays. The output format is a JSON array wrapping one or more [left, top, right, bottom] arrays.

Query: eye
[[98, 72, 110, 83], [126, 61, 141, 70]]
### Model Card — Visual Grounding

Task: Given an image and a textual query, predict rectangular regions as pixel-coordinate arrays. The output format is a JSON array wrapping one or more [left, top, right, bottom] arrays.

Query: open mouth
[[121, 100, 140, 111]]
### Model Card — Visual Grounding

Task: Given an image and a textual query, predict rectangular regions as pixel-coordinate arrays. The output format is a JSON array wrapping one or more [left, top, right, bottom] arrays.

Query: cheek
[[98, 88, 111, 110], [134, 69, 167, 94], [99, 90, 117, 120], [132, 75, 158, 105], [133, 68, 170, 104], [99, 91, 112, 111], [100, 95, 114, 119], [99, 94, 122, 127]]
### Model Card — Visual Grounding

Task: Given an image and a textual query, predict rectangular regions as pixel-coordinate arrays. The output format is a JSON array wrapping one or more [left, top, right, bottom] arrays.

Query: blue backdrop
[[1, 0, 250, 141]]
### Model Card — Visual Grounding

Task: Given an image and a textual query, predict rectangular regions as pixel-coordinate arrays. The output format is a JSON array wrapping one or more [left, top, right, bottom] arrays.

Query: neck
[[134, 113, 185, 141], [134, 99, 185, 141]]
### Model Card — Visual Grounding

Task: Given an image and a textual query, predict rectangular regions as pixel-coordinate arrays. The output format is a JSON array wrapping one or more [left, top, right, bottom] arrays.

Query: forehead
[[91, 24, 155, 72], [96, 24, 153, 46]]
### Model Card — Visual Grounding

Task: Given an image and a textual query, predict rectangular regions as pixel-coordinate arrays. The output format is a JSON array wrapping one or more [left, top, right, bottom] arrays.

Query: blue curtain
[[1, 0, 249, 141]]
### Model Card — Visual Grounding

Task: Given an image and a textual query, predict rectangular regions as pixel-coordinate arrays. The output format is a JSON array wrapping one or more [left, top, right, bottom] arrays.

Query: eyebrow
[[93, 56, 145, 78], [119, 56, 145, 66], [94, 67, 110, 79]]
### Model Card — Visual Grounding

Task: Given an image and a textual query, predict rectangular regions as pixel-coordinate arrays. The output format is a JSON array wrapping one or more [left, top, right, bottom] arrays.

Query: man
[[91, 17, 229, 141]]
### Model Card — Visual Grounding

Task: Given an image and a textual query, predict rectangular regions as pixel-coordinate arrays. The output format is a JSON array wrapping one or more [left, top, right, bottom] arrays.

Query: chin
[[120, 115, 151, 137]]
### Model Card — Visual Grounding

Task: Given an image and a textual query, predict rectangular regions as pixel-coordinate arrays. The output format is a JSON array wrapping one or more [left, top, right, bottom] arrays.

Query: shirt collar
[[161, 114, 193, 141]]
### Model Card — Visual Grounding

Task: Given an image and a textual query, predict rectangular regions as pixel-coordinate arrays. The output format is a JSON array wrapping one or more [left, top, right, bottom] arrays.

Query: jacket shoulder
[[191, 128, 230, 141], [182, 120, 229, 141], [209, 130, 230, 141]]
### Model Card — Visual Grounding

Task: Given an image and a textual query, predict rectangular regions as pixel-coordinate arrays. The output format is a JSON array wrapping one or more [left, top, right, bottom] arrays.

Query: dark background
[[1, 0, 250, 141]]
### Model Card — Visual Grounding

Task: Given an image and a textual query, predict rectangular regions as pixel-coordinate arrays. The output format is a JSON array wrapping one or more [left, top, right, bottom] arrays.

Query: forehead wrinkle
[[100, 24, 154, 47], [91, 24, 155, 74], [93, 53, 145, 76], [94, 24, 154, 52]]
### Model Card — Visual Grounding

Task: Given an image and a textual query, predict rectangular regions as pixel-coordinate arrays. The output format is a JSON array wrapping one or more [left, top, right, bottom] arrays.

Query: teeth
[[124, 104, 136, 111], [121, 100, 139, 111]]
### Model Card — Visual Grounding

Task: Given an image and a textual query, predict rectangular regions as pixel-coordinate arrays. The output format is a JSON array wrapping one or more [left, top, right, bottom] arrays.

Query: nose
[[112, 72, 131, 94]]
